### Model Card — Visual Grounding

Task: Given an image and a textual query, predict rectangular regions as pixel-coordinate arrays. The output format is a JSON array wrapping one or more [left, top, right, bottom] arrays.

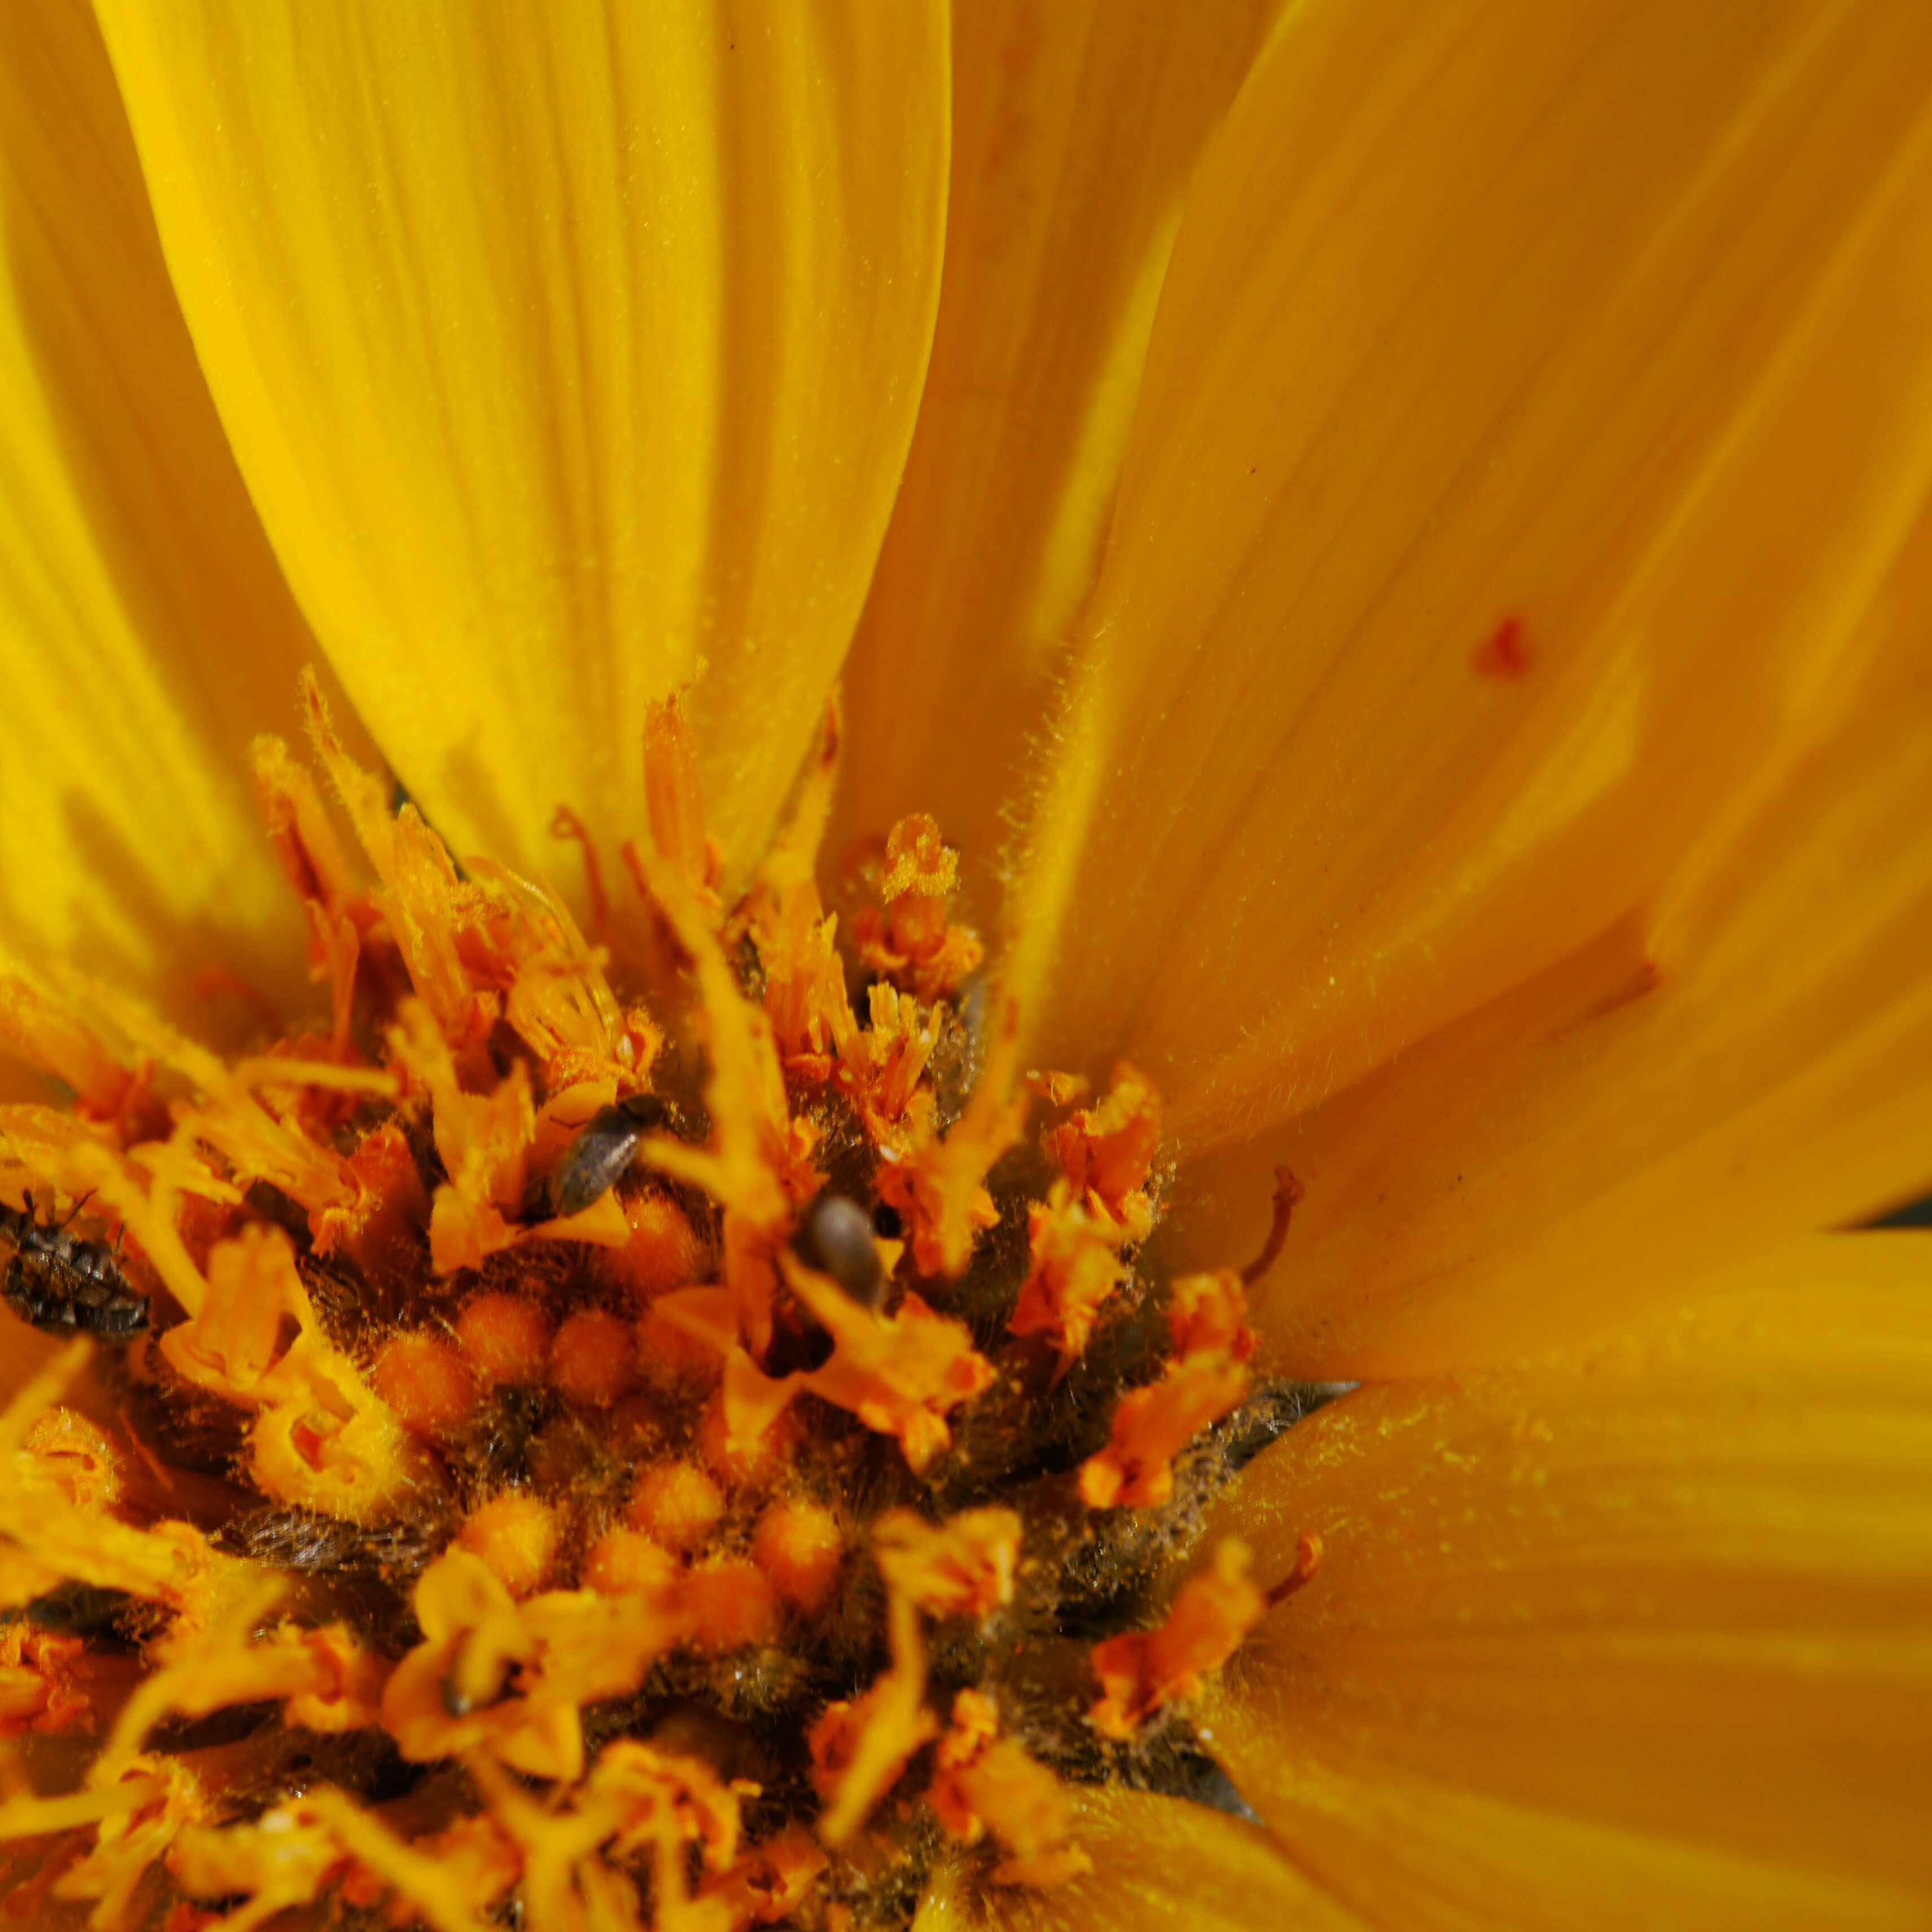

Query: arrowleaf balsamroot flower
[[2, 3, 1932, 1930]]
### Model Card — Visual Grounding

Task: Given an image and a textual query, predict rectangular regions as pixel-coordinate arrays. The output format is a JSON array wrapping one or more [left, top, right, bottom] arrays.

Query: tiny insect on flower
[[1, 1193, 148, 1339]]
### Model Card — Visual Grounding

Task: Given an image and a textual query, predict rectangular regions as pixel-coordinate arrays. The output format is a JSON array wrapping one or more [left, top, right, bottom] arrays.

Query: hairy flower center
[[0, 678, 1340, 1931]]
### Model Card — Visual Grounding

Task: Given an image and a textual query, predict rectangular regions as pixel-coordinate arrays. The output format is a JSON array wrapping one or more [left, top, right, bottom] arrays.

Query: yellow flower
[[1, 2, 1930, 1930]]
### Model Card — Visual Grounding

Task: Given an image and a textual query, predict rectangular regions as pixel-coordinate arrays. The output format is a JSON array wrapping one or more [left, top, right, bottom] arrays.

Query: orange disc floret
[[1044, 1061, 1162, 1244], [835, 983, 936, 1140], [371, 1332, 477, 1438], [1166, 1270, 1256, 1362], [872, 1508, 1020, 1619], [927, 1691, 1088, 1887], [282, 1624, 388, 1733], [626, 1461, 726, 1555], [643, 688, 722, 910], [757, 879, 856, 1083], [22, 1408, 122, 1512], [1088, 1539, 1265, 1739], [601, 1189, 709, 1302], [581, 1527, 679, 1600], [1008, 1183, 1128, 1370], [455, 1291, 554, 1387], [751, 1500, 844, 1615], [1078, 1350, 1251, 1511], [784, 1259, 993, 1473], [809, 1595, 936, 1845], [697, 1824, 827, 1926], [870, 995, 1024, 1280], [0, 1623, 89, 1736], [851, 815, 982, 1001], [680, 1558, 781, 1650], [458, 1493, 561, 1600], [323, 1120, 429, 1276], [547, 1306, 637, 1407]]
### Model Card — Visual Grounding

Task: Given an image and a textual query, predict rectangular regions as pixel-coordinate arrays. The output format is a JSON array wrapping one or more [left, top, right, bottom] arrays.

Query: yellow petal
[[835, 0, 1280, 893], [1205, 1239, 1932, 1924], [1176, 679, 1932, 1373], [1195, 1722, 1930, 1932], [94, 1, 949, 890], [1005, 1786, 1367, 1932], [1008, 0, 1932, 1151], [0, 0, 354, 1024]]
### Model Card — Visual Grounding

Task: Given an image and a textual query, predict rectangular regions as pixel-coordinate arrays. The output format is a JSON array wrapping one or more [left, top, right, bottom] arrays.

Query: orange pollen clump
[[547, 1306, 638, 1406], [371, 1331, 478, 1438], [751, 1498, 844, 1614], [458, 1492, 562, 1599], [454, 1289, 555, 1386], [626, 1459, 726, 1553], [0, 673, 1349, 1931], [582, 1526, 679, 1600], [602, 1189, 709, 1301]]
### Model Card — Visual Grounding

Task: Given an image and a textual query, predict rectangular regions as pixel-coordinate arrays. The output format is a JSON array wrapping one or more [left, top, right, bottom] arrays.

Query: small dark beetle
[[1, 1193, 148, 1339], [792, 1194, 884, 1309], [549, 1092, 669, 1218]]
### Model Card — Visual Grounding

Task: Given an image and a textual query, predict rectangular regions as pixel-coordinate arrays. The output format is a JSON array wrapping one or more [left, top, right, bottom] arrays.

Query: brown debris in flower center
[[0, 674, 1344, 1932]]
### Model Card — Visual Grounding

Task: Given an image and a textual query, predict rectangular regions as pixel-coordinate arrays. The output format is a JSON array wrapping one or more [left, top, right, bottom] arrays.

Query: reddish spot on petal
[[1472, 617, 1532, 680]]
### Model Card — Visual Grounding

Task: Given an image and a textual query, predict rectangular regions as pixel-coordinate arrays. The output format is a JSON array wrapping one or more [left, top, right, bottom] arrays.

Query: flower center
[[0, 677, 1341, 1931]]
